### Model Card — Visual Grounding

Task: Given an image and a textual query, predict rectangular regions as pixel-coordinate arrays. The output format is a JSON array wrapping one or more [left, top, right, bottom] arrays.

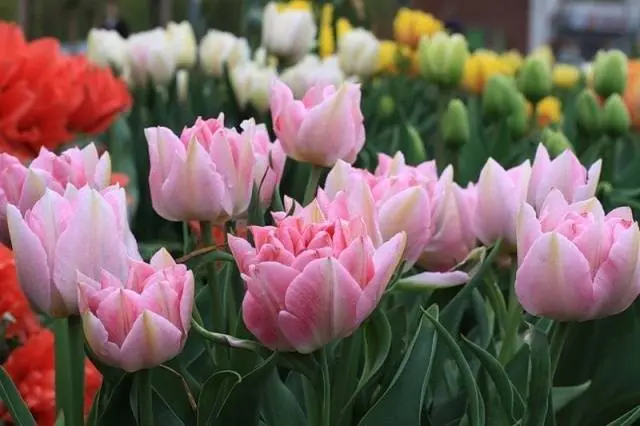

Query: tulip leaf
[[605, 405, 640, 426], [215, 353, 279, 426], [551, 381, 591, 413], [522, 325, 551, 426], [179, 248, 235, 274], [96, 374, 137, 426], [0, 366, 36, 426], [461, 335, 525, 423], [423, 306, 485, 426], [151, 366, 197, 425], [197, 370, 242, 426], [261, 368, 307, 426], [330, 333, 363, 424], [357, 305, 439, 426]]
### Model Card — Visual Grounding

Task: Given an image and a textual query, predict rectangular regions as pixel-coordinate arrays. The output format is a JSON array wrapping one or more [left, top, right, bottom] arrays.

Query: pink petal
[[337, 236, 376, 287], [398, 270, 470, 288], [516, 202, 542, 266], [243, 292, 293, 351], [82, 310, 123, 368]]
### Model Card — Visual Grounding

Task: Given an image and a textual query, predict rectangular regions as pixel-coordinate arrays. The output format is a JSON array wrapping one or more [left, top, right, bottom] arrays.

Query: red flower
[[0, 329, 102, 426]]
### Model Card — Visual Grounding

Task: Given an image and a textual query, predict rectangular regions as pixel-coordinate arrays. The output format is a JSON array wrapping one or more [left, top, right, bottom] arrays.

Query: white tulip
[[262, 2, 316, 62], [338, 28, 380, 77], [127, 29, 177, 87], [231, 62, 277, 113], [166, 21, 197, 69], [198, 30, 250, 77], [280, 55, 345, 99], [176, 69, 189, 104], [87, 28, 128, 72]]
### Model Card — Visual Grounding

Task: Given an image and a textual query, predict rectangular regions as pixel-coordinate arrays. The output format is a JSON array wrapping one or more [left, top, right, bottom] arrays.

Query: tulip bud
[[166, 21, 197, 69], [482, 75, 517, 121], [602, 94, 631, 137], [441, 99, 470, 147], [518, 56, 552, 104], [542, 129, 573, 157], [507, 93, 529, 139], [338, 28, 380, 78], [418, 32, 469, 87], [378, 95, 395, 118], [593, 50, 628, 98], [576, 89, 602, 137]]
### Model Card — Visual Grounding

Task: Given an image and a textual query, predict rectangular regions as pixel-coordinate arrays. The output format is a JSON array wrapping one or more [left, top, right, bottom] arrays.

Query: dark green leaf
[[261, 369, 307, 426], [357, 305, 439, 426], [424, 306, 485, 426], [605, 405, 640, 426], [523, 325, 551, 426], [179, 248, 235, 273], [151, 365, 197, 425], [96, 374, 137, 426], [551, 382, 591, 413], [461, 336, 525, 423], [0, 366, 36, 426], [197, 370, 242, 426]]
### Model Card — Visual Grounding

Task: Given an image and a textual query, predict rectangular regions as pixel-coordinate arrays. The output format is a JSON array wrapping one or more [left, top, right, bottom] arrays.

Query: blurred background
[[3, 0, 640, 60]]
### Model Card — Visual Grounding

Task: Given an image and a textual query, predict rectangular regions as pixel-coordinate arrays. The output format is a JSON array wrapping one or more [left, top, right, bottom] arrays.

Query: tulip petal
[[516, 202, 542, 266], [150, 248, 176, 269], [279, 258, 362, 353], [178, 271, 195, 337], [82, 310, 123, 368], [228, 234, 257, 274], [515, 232, 594, 321], [243, 291, 293, 351], [337, 236, 375, 287], [397, 270, 470, 289], [573, 159, 602, 203]]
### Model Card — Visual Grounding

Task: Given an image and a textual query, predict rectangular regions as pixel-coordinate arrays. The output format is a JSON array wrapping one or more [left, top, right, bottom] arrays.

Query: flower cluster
[[0, 22, 131, 160]]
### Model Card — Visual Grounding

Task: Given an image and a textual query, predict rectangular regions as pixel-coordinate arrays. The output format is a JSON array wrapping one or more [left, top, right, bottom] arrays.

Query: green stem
[[67, 316, 85, 426], [435, 90, 450, 170], [54, 319, 69, 422], [549, 322, 571, 379], [138, 369, 154, 426], [182, 221, 190, 256], [303, 165, 324, 205], [499, 275, 523, 365], [318, 348, 331, 426]]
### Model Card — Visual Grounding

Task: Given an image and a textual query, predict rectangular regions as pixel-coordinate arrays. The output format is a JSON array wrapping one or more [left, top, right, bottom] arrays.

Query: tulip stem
[[137, 369, 154, 426], [303, 165, 324, 205], [54, 319, 70, 423], [499, 274, 523, 366], [549, 321, 571, 379], [318, 347, 332, 426], [67, 315, 85, 426]]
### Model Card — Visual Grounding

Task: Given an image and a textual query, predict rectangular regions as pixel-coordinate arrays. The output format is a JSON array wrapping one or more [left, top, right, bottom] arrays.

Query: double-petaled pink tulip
[[270, 79, 365, 167], [0, 143, 111, 244], [78, 248, 194, 372], [251, 123, 286, 209], [473, 159, 532, 247], [145, 115, 256, 223], [528, 144, 602, 212], [7, 185, 139, 317], [228, 212, 406, 353], [515, 190, 640, 321]]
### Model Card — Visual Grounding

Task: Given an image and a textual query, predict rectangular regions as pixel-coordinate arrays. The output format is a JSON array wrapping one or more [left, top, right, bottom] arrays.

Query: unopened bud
[[483, 75, 517, 121], [441, 99, 470, 147], [418, 32, 469, 87], [542, 129, 573, 157], [602, 94, 631, 137], [593, 50, 628, 98], [378, 95, 395, 118], [507, 93, 529, 139], [576, 89, 602, 137], [518, 56, 552, 104]]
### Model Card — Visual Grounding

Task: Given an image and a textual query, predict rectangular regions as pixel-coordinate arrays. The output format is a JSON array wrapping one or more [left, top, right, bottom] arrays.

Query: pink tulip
[[528, 144, 602, 212], [228, 214, 406, 353], [144, 115, 257, 223], [6, 185, 139, 317], [251, 123, 286, 209], [0, 144, 111, 245], [270, 79, 365, 167], [473, 158, 532, 247], [515, 190, 640, 321], [78, 248, 194, 372]]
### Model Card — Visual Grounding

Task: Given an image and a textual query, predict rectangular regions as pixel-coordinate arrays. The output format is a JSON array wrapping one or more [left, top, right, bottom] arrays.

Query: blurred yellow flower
[[462, 50, 507, 94], [536, 96, 562, 126], [337, 18, 352, 38], [377, 40, 416, 74], [318, 4, 353, 58], [500, 50, 523, 75], [393, 7, 444, 48], [276, 0, 312, 12], [530, 45, 555, 66], [552, 64, 581, 89]]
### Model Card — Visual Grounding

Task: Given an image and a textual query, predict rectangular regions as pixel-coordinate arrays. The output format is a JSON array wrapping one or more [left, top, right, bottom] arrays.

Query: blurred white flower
[[262, 2, 316, 63], [166, 21, 197, 69], [280, 55, 345, 98], [86, 28, 128, 72], [254, 47, 268, 67], [338, 28, 380, 77], [231, 62, 277, 113], [127, 29, 177, 87], [198, 29, 250, 77]]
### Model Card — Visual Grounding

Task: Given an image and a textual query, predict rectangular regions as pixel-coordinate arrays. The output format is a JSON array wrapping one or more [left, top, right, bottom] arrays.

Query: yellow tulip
[[501, 50, 523, 75], [377, 40, 415, 74], [530, 44, 554, 66], [318, 4, 353, 58], [393, 7, 444, 48], [276, 0, 312, 12], [462, 51, 506, 94], [552, 64, 581, 89], [337, 18, 352, 39], [536, 96, 562, 126]]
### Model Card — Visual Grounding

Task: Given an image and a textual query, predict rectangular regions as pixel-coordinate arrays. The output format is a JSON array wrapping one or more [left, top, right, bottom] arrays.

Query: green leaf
[[96, 374, 137, 426], [197, 370, 242, 426], [423, 306, 485, 426], [215, 353, 279, 425], [551, 381, 591, 413], [340, 309, 392, 421], [248, 184, 265, 226], [605, 405, 640, 426], [151, 366, 197, 425], [403, 123, 428, 164], [357, 305, 439, 426], [523, 325, 551, 426], [261, 369, 307, 426], [461, 336, 525, 423], [0, 366, 36, 426], [179, 248, 235, 273], [330, 333, 362, 424]]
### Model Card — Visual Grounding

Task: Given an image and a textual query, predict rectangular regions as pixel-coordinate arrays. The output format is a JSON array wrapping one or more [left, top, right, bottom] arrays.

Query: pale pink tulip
[[251, 123, 286, 208], [7, 185, 139, 317], [515, 190, 640, 321], [78, 248, 194, 372], [0, 144, 111, 245], [229, 213, 406, 353], [473, 159, 531, 247], [528, 144, 602, 211], [144, 115, 257, 223], [269, 79, 365, 167]]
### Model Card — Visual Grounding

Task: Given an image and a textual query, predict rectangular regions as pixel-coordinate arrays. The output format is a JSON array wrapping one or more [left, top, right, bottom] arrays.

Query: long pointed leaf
[[0, 366, 36, 426]]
